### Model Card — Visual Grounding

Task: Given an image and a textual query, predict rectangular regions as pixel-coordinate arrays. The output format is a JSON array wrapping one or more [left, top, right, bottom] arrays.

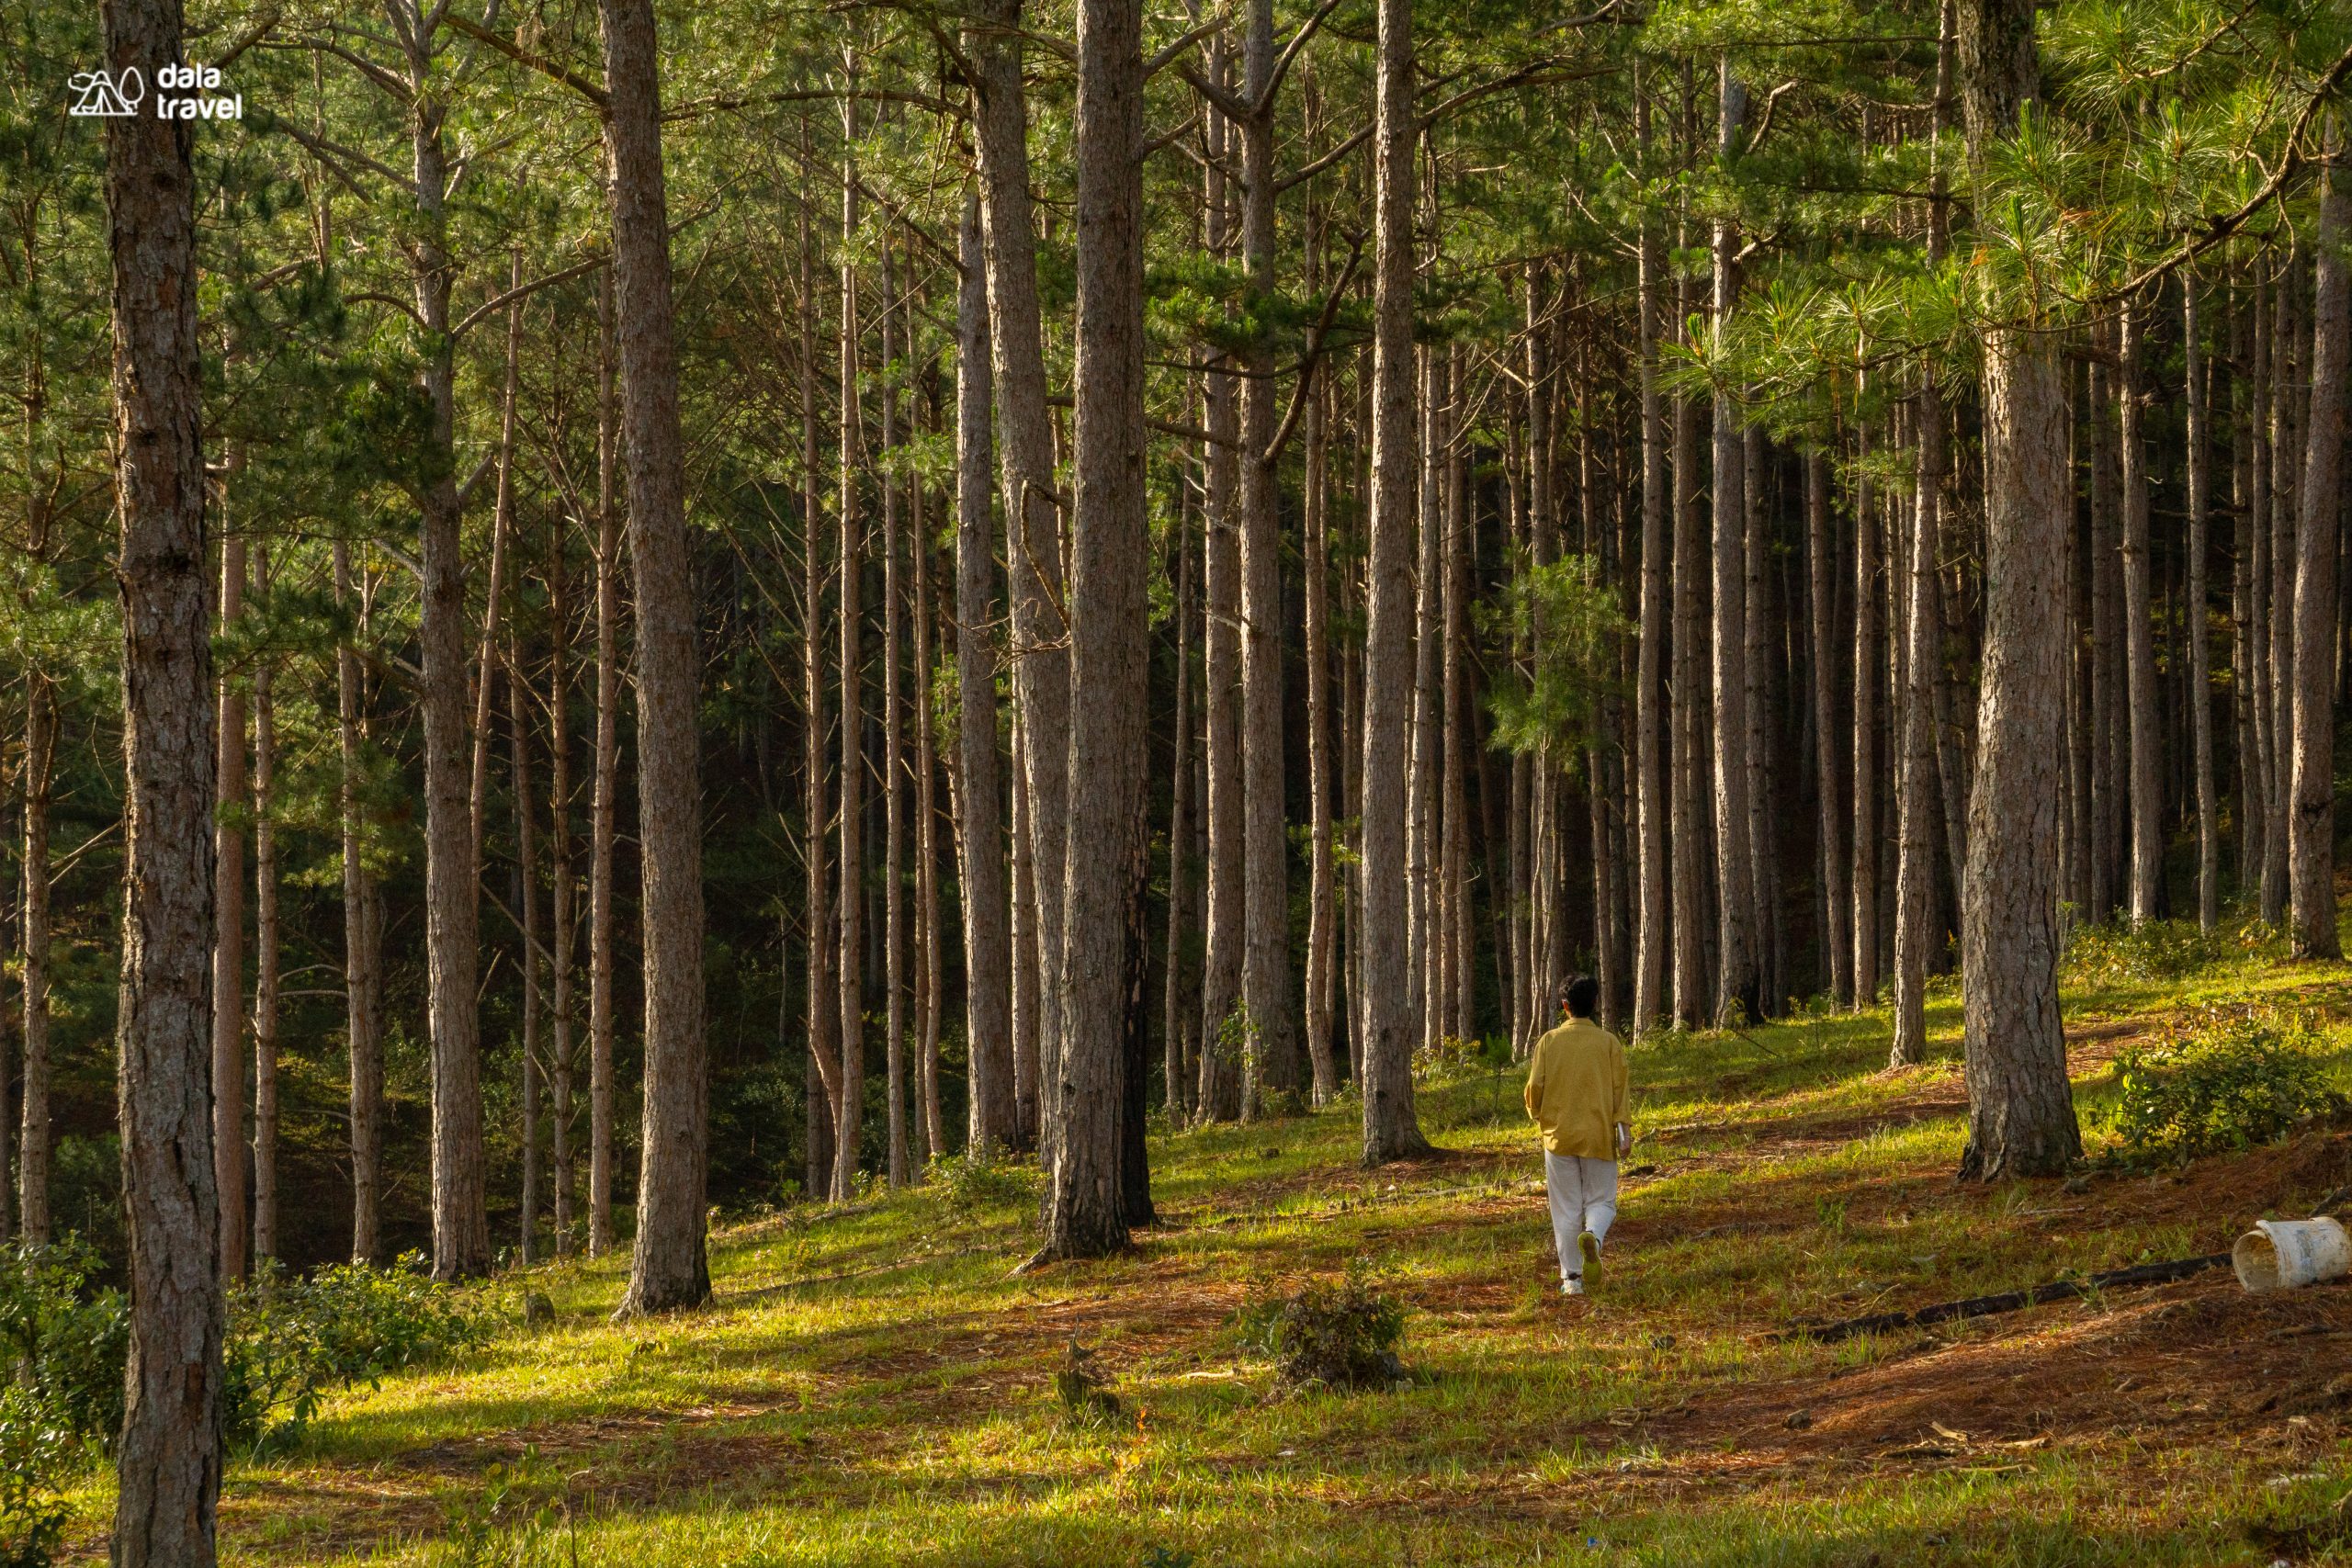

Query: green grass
[[67, 919, 2352, 1565]]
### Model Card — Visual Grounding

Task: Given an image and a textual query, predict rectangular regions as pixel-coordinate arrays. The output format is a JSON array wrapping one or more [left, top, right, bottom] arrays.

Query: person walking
[[1524, 975, 1631, 1296]]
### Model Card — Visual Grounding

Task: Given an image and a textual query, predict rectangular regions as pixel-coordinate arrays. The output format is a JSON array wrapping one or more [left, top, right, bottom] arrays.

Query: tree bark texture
[[603, 0, 711, 1313], [100, 0, 225, 1545]]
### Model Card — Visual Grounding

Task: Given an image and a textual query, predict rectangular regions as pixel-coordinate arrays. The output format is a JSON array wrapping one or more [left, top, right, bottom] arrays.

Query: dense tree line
[[25, 0, 2352, 1551]]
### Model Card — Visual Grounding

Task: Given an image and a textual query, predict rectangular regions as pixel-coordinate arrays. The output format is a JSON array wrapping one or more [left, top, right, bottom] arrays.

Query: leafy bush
[[1412, 1034, 1486, 1083], [0, 1383, 72, 1568], [1238, 1261, 1408, 1392], [2105, 1010, 2348, 1163], [0, 1241, 129, 1568], [228, 1252, 492, 1450], [0, 1239, 130, 1450], [2063, 916, 2267, 985], [928, 1149, 1040, 1218]]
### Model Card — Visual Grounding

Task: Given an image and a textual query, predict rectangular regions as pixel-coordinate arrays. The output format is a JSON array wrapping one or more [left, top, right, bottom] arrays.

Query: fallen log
[[1772, 1253, 2233, 1344]]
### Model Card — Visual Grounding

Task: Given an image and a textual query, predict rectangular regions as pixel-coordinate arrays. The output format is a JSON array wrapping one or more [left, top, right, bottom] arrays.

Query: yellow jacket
[[1523, 1018, 1630, 1159]]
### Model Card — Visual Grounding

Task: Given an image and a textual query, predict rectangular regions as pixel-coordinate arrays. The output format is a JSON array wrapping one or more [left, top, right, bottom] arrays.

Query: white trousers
[[1544, 1151, 1619, 1280]]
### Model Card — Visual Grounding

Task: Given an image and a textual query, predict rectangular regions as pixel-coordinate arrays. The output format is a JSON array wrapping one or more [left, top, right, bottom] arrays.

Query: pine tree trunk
[[334, 541, 384, 1263], [1165, 457, 1200, 1116], [2120, 300, 2163, 923], [881, 243, 910, 1190], [1041, 0, 1148, 1261], [1743, 426, 1780, 1014], [404, 22, 489, 1282], [1238, 0, 1298, 1106], [1410, 353, 1444, 1053], [797, 178, 842, 1201], [1892, 383, 1943, 1066], [1304, 367, 1340, 1103], [1670, 231, 1709, 1027], [1361, 0, 1432, 1164], [2185, 282, 2219, 930], [1851, 423, 1881, 1004], [2265, 266, 2298, 924], [1709, 61, 1757, 1027], [1009, 716, 1041, 1142], [602, 0, 710, 1314], [1955, 0, 2082, 1179], [1806, 453, 1852, 1005], [1442, 357, 1475, 1045], [2087, 352, 2120, 919], [1633, 132, 1671, 1031], [955, 191, 1014, 1154], [548, 520, 577, 1255], [213, 536, 247, 1281], [914, 449, 945, 1168], [2245, 276, 2274, 899], [18, 671, 53, 1245], [101, 0, 225, 1540], [250, 561, 279, 1270], [512, 621, 543, 1266], [833, 112, 868, 1204], [589, 264, 623, 1257], [2290, 140, 2349, 960], [1199, 96, 1245, 1121], [969, 0, 1070, 1122]]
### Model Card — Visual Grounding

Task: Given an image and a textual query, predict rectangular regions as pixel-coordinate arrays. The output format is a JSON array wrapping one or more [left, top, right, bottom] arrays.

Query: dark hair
[[1562, 975, 1600, 1021]]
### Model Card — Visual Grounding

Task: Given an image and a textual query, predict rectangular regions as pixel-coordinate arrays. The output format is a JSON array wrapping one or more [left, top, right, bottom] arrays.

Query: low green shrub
[[0, 1383, 72, 1568], [228, 1251, 492, 1451], [928, 1149, 1040, 1218], [2104, 1009, 2348, 1163], [0, 1238, 130, 1450], [1412, 1034, 1486, 1083], [1238, 1260, 1408, 1392], [2063, 916, 2268, 986]]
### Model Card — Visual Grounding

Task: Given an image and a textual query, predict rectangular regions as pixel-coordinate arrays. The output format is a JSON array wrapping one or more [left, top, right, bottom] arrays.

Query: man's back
[[1523, 1018, 1629, 1159]]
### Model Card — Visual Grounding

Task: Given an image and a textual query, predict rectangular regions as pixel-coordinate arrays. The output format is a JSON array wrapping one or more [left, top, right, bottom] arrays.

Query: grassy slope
[[152, 931, 2352, 1564]]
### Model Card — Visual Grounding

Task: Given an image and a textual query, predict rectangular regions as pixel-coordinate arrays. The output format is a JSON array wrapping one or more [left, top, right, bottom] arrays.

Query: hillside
[[97, 933, 2352, 1567]]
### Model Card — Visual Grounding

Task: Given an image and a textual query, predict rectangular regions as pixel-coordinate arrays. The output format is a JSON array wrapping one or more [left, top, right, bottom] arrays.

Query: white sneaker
[[1563, 1275, 1585, 1296]]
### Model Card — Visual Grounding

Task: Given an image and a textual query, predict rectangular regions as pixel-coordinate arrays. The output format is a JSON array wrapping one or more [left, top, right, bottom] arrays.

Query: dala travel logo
[[70, 62, 242, 120]]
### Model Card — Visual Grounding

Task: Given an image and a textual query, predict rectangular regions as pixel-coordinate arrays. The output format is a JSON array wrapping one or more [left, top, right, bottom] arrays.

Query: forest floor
[[73, 923, 2352, 1565]]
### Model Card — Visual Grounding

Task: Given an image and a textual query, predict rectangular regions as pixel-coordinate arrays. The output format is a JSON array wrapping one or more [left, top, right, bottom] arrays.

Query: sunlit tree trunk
[[1893, 384, 1942, 1067], [101, 0, 225, 1540], [548, 519, 577, 1254], [954, 190, 1012, 1154], [1804, 453, 1851, 1006], [1237, 0, 1298, 1105], [512, 617, 543, 1265], [212, 535, 246, 1280], [1956, 0, 2081, 1179], [18, 670, 53, 1245], [1360, 0, 1432, 1163], [250, 553, 280, 1270], [2185, 282, 2219, 931], [1708, 60, 1757, 1027], [1304, 366, 1339, 1103], [2264, 265, 2298, 925], [833, 100, 867, 1203], [968, 0, 1070, 1125], [2290, 137, 2349, 961], [2120, 300, 2162, 923], [881, 243, 910, 1189], [1633, 93, 1670, 1032], [589, 262, 623, 1257], [1040, 0, 1148, 1260], [335, 541, 384, 1263], [603, 0, 710, 1313]]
